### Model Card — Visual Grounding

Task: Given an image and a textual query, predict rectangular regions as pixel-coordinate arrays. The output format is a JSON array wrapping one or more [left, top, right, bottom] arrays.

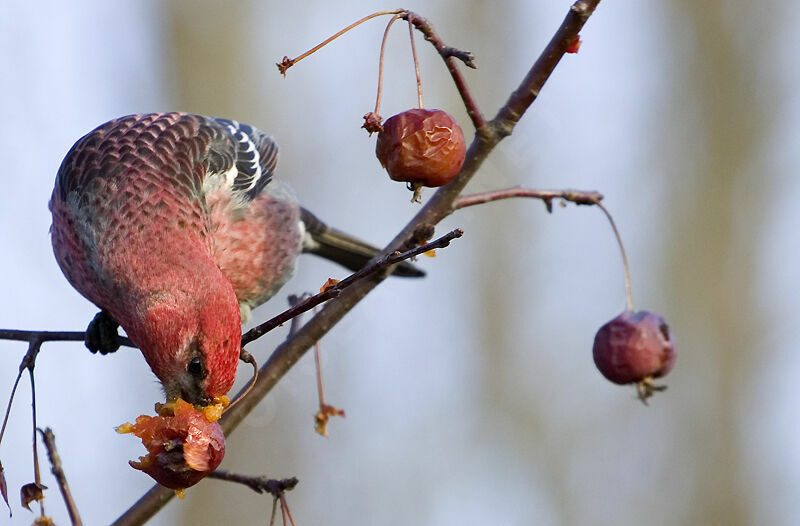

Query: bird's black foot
[[85, 311, 121, 355]]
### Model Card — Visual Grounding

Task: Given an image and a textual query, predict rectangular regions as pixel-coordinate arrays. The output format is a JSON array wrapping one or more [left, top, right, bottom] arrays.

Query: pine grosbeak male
[[50, 113, 421, 406]]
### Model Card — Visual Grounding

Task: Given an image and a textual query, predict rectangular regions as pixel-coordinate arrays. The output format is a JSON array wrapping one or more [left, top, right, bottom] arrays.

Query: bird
[[50, 112, 422, 407]]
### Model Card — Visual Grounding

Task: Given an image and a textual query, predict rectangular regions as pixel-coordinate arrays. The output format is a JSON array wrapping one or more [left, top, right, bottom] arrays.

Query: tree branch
[[0, 330, 135, 349], [491, 0, 601, 140], [242, 228, 463, 346], [38, 428, 82, 526], [111, 1, 603, 522], [207, 471, 298, 496], [402, 11, 485, 131], [454, 187, 603, 212]]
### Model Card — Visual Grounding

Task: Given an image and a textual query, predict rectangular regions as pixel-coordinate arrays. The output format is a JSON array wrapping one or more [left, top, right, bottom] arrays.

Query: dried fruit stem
[[269, 498, 278, 526], [402, 11, 485, 131], [279, 10, 403, 75], [454, 186, 633, 309], [314, 340, 325, 408], [596, 202, 634, 311], [0, 364, 23, 449], [373, 14, 404, 114], [224, 351, 258, 414], [408, 20, 423, 108], [29, 369, 46, 519], [281, 493, 297, 526]]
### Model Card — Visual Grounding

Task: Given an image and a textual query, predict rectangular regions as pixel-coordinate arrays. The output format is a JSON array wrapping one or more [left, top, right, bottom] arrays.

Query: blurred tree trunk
[[665, 1, 771, 524]]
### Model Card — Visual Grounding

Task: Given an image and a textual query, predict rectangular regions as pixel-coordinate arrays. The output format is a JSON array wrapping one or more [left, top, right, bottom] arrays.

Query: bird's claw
[[85, 310, 121, 355]]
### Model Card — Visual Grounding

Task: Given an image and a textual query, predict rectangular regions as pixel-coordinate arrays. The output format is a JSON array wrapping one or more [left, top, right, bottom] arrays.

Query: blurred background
[[1, 0, 798, 524]]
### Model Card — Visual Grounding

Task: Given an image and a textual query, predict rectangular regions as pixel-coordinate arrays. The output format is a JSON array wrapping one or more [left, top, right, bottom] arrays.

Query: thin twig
[[0, 329, 135, 349], [113, 3, 603, 522], [454, 187, 603, 212], [241, 289, 341, 346], [207, 471, 298, 496], [38, 428, 82, 526], [29, 369, 46, 520], [402, 11, 485, 131], [0, 366, 23, 448], [286, 294, 311, 338], [242, 228, 463, 346], [491, 0, 601, 139]]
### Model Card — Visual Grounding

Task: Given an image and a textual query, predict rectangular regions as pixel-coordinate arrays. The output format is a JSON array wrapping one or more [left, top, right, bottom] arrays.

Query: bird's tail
[[300, 208, 425, 278]]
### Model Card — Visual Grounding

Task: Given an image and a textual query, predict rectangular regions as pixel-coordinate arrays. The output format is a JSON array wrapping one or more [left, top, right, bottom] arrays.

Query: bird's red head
[[126, 278, 242, 407]]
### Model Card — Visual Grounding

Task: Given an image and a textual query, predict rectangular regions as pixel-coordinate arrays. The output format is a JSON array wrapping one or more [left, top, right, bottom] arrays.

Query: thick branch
[[113, 2, 603, 523]]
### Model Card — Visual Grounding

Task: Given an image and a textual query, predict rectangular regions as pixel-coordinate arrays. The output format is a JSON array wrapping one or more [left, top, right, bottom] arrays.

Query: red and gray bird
[[50, 112, 421, 407]]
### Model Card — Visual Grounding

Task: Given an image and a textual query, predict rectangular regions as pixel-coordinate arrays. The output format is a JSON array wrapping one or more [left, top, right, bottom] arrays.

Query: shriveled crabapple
[[593, 310, 676, 403], [375, 108, 466, 199]]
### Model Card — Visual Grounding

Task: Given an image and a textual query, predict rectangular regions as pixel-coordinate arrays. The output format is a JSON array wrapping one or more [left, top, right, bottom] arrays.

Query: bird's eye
[[187, 357, 205, 378]]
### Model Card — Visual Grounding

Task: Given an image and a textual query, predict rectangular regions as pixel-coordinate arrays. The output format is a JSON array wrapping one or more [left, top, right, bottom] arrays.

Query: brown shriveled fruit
[[375, 109, 466, 192]]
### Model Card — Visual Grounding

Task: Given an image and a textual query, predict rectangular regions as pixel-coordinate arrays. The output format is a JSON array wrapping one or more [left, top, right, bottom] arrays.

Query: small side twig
[[402, 11, 485, 131], [454, 186, 632, 310], [241, 290, 342, 346], [207, 471, 299, 526], [38, 428, 82, 526], [454, 187, 603, 212], [286, 294, 311, 338], [207, 471, 298, 496], [242, 228, 463, 346]]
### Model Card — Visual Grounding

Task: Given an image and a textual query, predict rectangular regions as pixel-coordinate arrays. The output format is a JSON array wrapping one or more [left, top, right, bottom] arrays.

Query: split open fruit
[[117, 398, 226, 489]]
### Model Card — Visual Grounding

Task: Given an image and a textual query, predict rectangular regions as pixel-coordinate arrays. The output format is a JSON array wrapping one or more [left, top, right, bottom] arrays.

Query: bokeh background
[[1, 1, 798, 524]]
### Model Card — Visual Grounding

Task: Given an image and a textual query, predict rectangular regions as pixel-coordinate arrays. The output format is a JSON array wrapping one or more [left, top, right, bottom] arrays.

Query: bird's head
[[130, 286, 242, 407]]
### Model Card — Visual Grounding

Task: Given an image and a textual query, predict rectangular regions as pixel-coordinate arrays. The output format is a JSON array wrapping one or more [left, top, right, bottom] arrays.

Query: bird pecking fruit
[[375, 108, 466, 200], [592, 310, 676, 403]]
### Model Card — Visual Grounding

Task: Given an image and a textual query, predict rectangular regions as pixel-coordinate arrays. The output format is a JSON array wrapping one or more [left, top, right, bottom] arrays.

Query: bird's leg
[[85, 310, 121, 355]]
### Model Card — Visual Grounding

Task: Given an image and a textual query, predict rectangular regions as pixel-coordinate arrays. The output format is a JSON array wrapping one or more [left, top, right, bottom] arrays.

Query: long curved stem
[[278, 10, 403, 75]]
